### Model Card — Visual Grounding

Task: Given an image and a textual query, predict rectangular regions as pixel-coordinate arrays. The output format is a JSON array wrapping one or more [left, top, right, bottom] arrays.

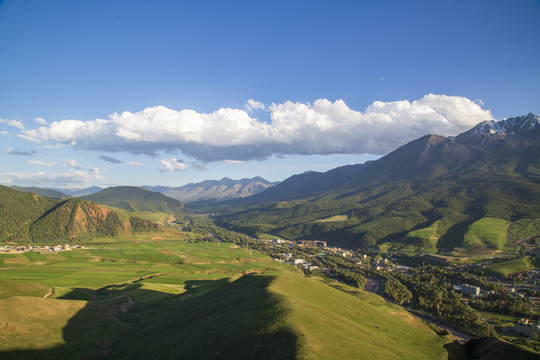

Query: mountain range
[[13, 177, 277, 203], [4, 114, 539, 252], [215, 113, 540, 251], [143, 176, 278, 202]]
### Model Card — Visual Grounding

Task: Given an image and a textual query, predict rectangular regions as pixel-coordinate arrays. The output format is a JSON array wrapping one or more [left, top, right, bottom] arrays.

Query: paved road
[[410, 312, 475, 344]]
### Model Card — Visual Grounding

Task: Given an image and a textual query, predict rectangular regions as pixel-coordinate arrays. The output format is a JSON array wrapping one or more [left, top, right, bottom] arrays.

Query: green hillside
[[82, 186, 185, 215], [462, 217, 515, 252], [116, 273, 456, 360], [215, 119, 540, 253], [218, 176, 540, 252], [0, 186, 159, 243]]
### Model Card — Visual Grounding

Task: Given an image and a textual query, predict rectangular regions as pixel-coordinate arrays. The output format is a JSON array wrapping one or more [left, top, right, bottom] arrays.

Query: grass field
[[462, 217, 516, 253], [0, 229, 466, 359], [382, 220, 442, 253], [484, 256, 533, 278], [113, 273, 458, 360]]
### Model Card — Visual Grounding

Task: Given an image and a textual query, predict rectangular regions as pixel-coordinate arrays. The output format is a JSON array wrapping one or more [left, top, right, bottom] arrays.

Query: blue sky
[[1, 0, 539, 189]]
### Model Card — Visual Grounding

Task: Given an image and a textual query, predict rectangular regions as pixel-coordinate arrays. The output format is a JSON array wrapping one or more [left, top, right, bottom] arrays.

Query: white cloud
[[43, 144, 64, 149], [159, 157, 187, 173], [0, 163, 103, 187], [126, 161, 143, 166], [28, 160, 55, 167], [66, 159, 80, 170], [8, 120, 24, 129], [224, 160, 243, 164], [0, 131, 7, 136], [245, 99, 266, 112], [89, 167, 105, 180], [0, 118, 24, 129], [34, 117, 47, 125], [18, 94, 494, 161]]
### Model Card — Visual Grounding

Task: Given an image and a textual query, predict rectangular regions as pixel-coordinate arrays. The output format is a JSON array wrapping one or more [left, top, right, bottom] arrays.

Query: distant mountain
[[53, 186, 103, 197], [0, 186, 157, 242], [11, 186, 70, 199], [81, 186, 185, 214], [144, 177, 278, 202], [217, 114, 540, 250]]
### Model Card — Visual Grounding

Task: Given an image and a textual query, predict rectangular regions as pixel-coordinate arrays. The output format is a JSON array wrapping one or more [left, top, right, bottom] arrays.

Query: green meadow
[[483, 256, 538, 278], [0, 230, 466, 359], [461, 217, 516, 254]]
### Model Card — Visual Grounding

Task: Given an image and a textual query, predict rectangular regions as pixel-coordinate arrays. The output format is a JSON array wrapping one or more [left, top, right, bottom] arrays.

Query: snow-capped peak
[[471, 113, 539, 136]]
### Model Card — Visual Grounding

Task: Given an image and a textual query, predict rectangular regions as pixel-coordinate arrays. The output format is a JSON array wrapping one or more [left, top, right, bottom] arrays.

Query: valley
[[1, 114, 539, 359], [0, 230, 461, 359]]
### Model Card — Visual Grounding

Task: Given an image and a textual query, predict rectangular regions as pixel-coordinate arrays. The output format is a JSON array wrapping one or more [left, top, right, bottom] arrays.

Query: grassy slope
[[382, 220, 442, 253], [268, 273, 454, 360], [101, 205, 172, 224], [484, 256, 533, 278], [462, 217, 514, 252], [116, 273, 455, 360], [508, 218, 540, 241], [0, 233, 459, 359], [0, 296, 87, 352]]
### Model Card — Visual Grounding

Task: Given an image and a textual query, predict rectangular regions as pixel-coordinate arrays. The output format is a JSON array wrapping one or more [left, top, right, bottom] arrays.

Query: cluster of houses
[[0, 244, 85, 253], [276, 252, 320, 271], [270, 238, 399, 271]]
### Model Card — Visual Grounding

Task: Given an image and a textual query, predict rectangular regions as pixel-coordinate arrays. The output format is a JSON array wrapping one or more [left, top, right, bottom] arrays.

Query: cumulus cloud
[[18, 94, 494, 162], [245, 99, 266, 112], [34, 117, 47, 125], [99, 155, 123, 164], [159, 157, 187, 173], [7, 148, 36, 156], [28, 160, 55, 167]]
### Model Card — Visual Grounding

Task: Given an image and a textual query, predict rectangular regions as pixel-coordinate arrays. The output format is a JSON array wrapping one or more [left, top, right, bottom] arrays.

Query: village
[[265, 237, 540, 341], [0, 244, 91, 253]]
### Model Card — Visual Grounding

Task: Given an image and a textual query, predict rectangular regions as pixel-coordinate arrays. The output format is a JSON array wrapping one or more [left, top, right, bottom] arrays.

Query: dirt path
[[43, 287, 54, 298], [115, 295, 135, 313]]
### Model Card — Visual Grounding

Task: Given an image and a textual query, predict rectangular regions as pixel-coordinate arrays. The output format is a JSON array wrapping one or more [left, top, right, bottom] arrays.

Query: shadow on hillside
[[0, 275, 298, 360]]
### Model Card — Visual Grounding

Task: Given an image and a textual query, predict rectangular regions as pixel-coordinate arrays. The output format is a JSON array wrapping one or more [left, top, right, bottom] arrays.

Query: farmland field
[[0, 230, 295, 356], [0, 230, 465, 359]]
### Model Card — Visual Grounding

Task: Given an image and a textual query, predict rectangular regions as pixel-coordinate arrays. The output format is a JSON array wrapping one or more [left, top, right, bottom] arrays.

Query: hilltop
[[81, 186, 185, 215], [10, 186, 71, 199]]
